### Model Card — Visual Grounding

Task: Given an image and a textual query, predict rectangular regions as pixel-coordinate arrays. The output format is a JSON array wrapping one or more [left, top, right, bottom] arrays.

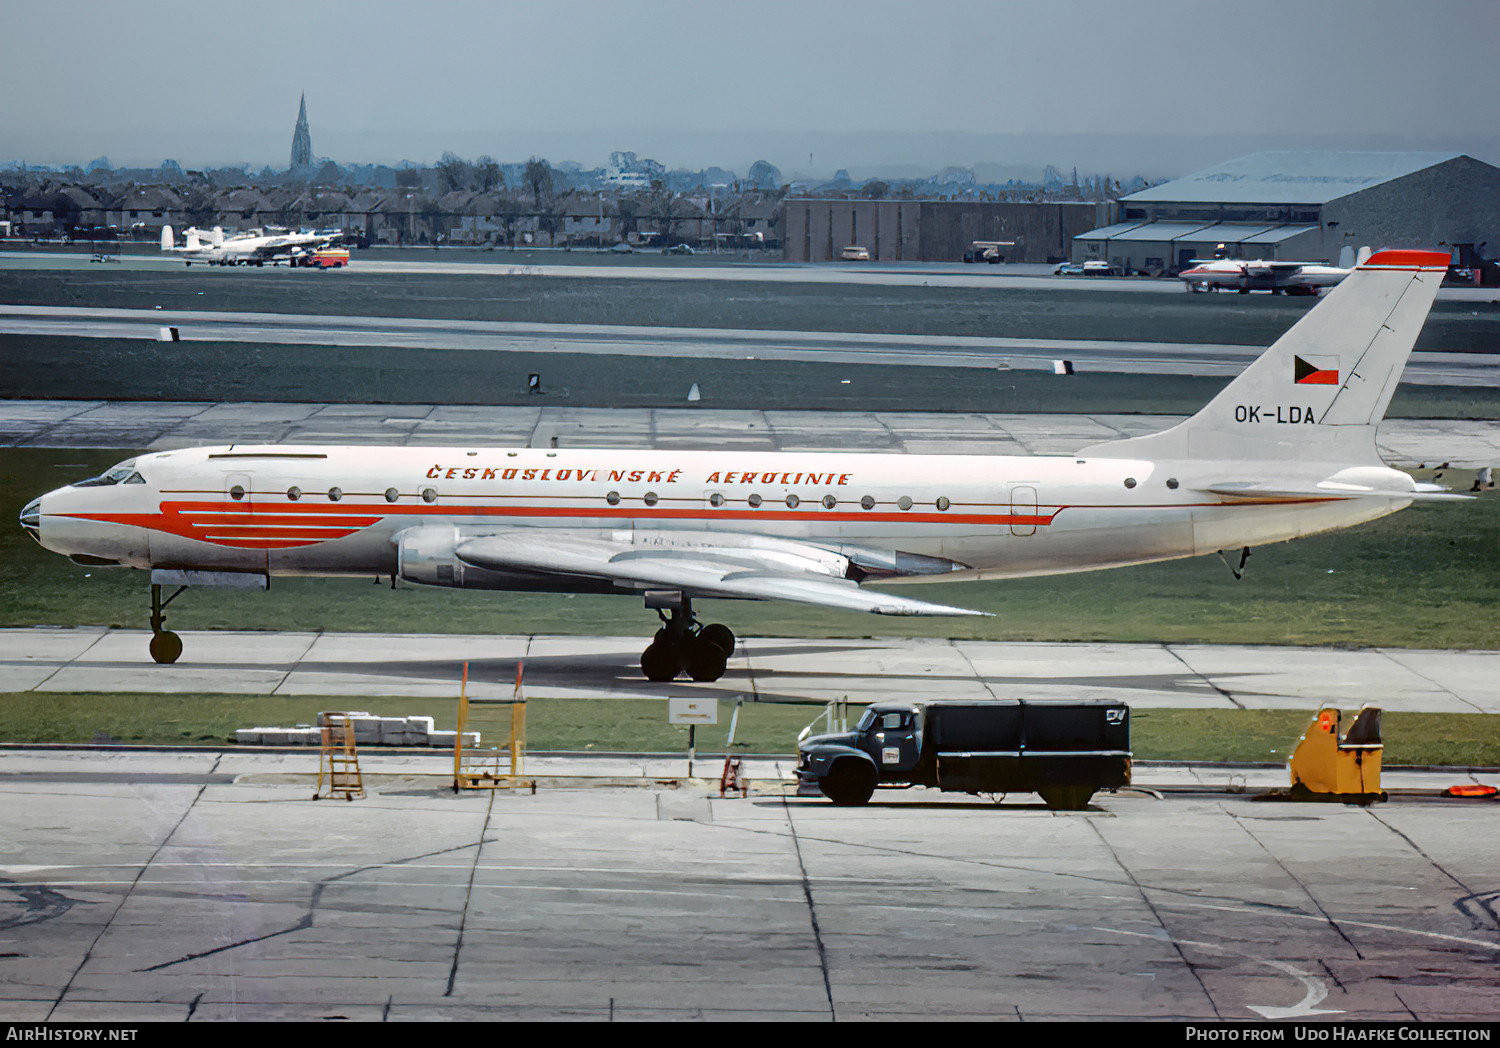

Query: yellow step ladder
[[315, 712, 366, 801]]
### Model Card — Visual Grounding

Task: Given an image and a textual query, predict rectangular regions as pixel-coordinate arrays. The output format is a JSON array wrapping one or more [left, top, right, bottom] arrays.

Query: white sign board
[[668, 698, 718, 725]]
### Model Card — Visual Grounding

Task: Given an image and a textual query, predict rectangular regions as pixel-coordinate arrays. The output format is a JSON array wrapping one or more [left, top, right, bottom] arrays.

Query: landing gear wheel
[[697, 623, 735, 656], [149, 630, 182, 665], [640, 641, 681, 682], [684, 636, 728, 682]]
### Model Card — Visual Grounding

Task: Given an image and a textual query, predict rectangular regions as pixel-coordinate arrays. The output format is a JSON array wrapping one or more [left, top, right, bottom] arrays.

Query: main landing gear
[[149, 582, 185, 664], [639, 595, 735, 683]]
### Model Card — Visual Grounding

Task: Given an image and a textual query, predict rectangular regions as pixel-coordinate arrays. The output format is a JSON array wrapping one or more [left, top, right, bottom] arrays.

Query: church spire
[[290, 92, 312, 170]]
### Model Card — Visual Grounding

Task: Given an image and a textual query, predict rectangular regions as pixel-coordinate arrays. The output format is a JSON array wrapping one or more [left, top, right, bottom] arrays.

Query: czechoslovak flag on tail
[[1294, 355, 1340, 385]]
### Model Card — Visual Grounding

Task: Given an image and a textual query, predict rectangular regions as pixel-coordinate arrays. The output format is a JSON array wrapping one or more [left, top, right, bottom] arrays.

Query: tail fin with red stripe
[[1080, 249, 1451, 464]]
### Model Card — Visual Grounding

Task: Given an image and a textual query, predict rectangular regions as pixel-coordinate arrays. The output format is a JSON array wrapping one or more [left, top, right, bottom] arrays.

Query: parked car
[[1082, 260, 1115, 276], [609, 242, 633, 254], [839, 245, 871, 261], [665, 243, 694, 255], [1053, 261, 1085, 276]]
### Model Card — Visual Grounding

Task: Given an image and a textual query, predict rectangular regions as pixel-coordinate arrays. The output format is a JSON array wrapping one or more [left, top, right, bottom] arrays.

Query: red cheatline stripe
[[1359, 249, 1450, 270], [1295, 371, 1339, 385]]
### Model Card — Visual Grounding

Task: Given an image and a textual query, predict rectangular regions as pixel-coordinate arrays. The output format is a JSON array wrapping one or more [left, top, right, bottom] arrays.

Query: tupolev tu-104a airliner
[[21, 250, 1467, 682]]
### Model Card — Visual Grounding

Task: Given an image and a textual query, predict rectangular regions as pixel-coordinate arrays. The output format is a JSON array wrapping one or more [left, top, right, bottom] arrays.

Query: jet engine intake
[[397, 525, 466, 587]]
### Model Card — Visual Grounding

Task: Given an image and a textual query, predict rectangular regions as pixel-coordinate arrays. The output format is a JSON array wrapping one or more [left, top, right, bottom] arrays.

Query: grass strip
[[0, 693, 1494, 768]]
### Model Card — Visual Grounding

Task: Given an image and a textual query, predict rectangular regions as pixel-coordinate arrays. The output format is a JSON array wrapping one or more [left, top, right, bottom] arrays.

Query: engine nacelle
[[396, 525, 466, 587]]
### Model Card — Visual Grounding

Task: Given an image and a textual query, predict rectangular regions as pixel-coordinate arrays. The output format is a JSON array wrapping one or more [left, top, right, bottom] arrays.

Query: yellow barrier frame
[[453, 661, 536, 793]]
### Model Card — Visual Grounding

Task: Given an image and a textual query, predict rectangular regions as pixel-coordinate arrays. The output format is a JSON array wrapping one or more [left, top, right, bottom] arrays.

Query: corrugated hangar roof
[[1122, 151, 1463, 205], [1075, 221, 1145, 239], [1083, 221, 1214, 242], [1075, 221, 1320, 246]]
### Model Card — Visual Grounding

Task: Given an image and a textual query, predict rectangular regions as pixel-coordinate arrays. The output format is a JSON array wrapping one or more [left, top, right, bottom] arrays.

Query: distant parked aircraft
[[161, 225, 344, 267], [1180, 256, 1354, 295]]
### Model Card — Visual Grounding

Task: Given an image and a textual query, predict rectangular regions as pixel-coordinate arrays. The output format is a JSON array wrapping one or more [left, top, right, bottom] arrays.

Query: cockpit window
[[72, 459, 140, 488]]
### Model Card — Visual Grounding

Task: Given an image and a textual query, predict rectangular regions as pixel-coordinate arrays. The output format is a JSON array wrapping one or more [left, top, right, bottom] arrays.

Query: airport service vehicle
[[1180, 257, 1351, 295], [839, 245, 871, 261], [796, 700, 1130, 809], [21, 251, 1466, 680], [963, 240, 1014, 263], [1053, 261, 1085, 275], [161, 225, 343, 267], [306, 247, 350, 269]]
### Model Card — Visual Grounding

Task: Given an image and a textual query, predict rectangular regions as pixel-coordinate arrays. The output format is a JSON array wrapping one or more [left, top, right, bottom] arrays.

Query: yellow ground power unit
[[1288, 706, 1385, 803]]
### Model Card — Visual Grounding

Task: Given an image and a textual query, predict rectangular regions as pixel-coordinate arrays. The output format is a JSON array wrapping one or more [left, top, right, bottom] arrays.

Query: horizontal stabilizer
[[1200, 481, 1471, 502]]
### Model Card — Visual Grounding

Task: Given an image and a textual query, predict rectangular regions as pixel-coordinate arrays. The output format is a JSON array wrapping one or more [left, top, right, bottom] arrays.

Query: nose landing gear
[[639, 596, 735, 683], [149, 583, 184, 664]]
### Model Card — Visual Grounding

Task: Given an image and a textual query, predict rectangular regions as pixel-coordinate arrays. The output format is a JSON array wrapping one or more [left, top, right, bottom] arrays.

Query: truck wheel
[[1038, 785, 1095, 811], [820, 759, 876, 806]]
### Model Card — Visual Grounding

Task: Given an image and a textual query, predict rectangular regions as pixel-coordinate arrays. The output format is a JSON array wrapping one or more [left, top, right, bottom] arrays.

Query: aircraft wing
[[453, 530, 988, 616]]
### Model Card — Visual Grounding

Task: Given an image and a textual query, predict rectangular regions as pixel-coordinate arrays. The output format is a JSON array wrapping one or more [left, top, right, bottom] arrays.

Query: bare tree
[[475, 156, 503, 192], [436, 152, 472, 194], [524, 158, 553, 203]]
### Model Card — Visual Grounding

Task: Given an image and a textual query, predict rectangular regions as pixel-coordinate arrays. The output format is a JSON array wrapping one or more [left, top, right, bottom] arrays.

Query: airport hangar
[[1071, 150, 1500, 276]]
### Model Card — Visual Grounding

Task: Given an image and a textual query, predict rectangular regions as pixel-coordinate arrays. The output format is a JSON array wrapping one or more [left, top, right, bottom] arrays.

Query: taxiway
[[0, 744, 1494, 1021]]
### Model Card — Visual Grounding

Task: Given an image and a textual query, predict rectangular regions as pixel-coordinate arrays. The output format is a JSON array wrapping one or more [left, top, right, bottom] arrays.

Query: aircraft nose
[[20, 497, 42, 543]]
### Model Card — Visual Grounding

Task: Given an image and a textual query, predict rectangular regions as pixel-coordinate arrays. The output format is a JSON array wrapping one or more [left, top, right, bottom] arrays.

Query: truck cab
[[797, 702, 928, 804]]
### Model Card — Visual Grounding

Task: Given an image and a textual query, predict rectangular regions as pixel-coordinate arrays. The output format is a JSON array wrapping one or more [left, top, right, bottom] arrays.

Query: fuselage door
[[1009, 484, 1037, 537]]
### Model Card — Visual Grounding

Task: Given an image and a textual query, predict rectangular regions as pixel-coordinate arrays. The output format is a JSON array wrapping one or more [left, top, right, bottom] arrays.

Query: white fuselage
[[1181, 259, 1351, 293], [32, 444, 1403, 591]]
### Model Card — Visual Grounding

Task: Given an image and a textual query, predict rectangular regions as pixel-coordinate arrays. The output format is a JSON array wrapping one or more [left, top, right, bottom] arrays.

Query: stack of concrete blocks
[[235, 725, 322, 746], [234, 712, 478, 747]]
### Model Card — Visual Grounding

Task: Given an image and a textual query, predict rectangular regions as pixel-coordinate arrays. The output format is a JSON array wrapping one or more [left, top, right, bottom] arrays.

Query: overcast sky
[[4, 0, 1496, 178]]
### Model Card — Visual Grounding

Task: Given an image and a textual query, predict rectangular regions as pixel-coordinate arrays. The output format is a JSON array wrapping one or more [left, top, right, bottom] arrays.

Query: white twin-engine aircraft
[[22, 250, 1464, 682], [161, 225, 339, 267]]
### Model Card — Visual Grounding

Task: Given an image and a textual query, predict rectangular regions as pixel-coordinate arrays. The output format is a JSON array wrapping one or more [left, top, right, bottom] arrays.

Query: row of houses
[[0, 181, 785, 249]]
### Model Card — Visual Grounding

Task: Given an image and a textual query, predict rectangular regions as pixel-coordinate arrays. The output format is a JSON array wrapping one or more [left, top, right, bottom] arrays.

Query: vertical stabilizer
[[1078, 250, 1450, 464], [160, 226, 174, 251]]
